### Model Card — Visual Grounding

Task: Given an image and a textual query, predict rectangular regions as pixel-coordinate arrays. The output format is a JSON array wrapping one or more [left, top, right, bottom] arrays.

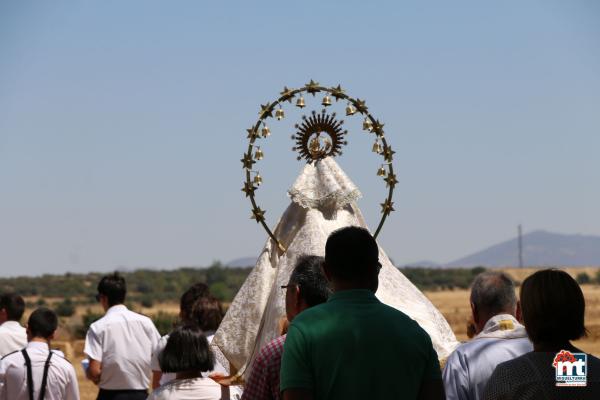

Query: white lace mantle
[[288, 157, 361, 210]]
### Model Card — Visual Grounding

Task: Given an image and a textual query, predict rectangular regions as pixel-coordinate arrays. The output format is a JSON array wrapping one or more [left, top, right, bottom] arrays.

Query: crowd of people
[[0, 226, 599, 399]]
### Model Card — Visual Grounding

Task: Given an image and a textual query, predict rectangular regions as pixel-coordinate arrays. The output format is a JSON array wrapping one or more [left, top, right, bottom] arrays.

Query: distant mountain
[[446, 230, 600, 267], [225, 257, 257, 267], [401, 260, 442, 268]]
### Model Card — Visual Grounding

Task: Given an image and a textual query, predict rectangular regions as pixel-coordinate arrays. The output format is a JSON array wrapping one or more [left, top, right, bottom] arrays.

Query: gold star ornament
[[305, 79, 320, 96], [384, 172, 398, 188], [279, 86, 295, 103], [380, 199, 395, 215], [241, 153, 255, 169], [241, 182, 257, 197], [383, 146, 395, 162], [259, 103, 274, 119], [251, 207, 266, 222], [330, 84, 346, 101]]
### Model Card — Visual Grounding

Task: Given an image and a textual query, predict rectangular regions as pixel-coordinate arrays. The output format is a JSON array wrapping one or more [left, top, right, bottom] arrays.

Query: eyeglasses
[[95, 293, 102, 302], [280, 284, 299, 290]]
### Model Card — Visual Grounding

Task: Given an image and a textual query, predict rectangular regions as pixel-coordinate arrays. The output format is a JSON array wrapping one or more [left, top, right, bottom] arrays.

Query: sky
[[1, 1, 599, 276]]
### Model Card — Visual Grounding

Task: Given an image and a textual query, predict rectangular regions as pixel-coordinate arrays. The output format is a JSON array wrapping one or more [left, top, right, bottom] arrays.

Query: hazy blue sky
[[1, 1, 599, 276]]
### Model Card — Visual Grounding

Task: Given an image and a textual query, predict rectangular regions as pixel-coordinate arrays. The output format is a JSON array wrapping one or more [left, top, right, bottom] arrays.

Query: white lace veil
[[211, 157, 458, 380]]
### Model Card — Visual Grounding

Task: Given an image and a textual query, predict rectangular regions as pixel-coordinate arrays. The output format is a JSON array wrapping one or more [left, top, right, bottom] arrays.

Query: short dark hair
[[190, 296, 223, 332], [180, 283, 210, 319], [325, 226, 379, 281], [97, 273, 126, 306], [0, 293, 25, 321], [159, 325, 214, 373], [28, 307, 58, 339], [289, 255, 331, 307], [520, 269, 586, 344], [470, 271, 517, 315]]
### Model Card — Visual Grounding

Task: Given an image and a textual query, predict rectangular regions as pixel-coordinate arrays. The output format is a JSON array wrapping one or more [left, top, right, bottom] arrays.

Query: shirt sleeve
[[280, 324, 313, 392], [241, 347, 270, 400], [84, 326, 103, 362], [442, 350, 469, 400], [65, 364, 80, 400], [0, 359, 7, 400], [422, 335, 442, 381], [151, 336, 168, 372]]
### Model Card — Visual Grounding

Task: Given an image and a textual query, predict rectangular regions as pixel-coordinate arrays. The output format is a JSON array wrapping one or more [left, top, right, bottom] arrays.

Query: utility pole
[[518, 224, 523, 268]]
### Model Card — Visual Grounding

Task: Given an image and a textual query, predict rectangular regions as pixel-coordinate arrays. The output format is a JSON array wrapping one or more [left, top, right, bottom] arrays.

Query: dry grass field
[[52, 267, 599, 399]]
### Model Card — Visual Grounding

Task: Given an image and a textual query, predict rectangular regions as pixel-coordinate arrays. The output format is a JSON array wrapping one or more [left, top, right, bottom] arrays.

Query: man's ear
[[470, 302, 479, 324], [515, 300, 522, 322], [322, 262, 333, 282], [49, 329, 56, 340]]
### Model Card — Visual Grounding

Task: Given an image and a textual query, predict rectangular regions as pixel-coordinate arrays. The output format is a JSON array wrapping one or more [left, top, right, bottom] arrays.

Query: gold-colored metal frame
[[242, 80, 396, 252]]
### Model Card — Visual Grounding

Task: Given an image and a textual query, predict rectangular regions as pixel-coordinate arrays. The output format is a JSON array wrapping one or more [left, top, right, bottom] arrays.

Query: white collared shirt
[[443, 314, 533, 400], [0, 341, 79, 400], [84, 304, 160, 390], [0, 321, 27, 358]]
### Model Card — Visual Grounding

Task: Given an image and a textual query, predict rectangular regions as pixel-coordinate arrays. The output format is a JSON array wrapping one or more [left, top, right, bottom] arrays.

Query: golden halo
[[241, 80, 396, 252]]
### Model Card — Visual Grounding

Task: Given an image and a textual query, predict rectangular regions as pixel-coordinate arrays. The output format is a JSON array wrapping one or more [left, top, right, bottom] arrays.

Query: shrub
[[55, 298, 75, 317], [576, 272, 591, 285], [151, 311, 178, 336]]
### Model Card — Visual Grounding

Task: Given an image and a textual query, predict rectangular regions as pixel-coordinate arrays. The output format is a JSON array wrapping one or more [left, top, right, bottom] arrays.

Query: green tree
[[576, 272, 591, 285], [55, 298, 75, 317]]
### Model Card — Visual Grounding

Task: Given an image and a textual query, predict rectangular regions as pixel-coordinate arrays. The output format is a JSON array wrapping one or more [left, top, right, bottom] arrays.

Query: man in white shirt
[[443, 271, 533, 400], [84, 273, 161, 400], [0, 293, 27, 357], [0, 307, 80, 400]]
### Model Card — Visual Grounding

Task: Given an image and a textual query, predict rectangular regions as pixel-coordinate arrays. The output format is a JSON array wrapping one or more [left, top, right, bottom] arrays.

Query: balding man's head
[[470, 271, 517, 330]]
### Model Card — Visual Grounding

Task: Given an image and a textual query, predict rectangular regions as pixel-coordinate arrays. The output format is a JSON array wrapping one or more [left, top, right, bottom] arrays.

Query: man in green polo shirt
[[280, 226, 444, 400]]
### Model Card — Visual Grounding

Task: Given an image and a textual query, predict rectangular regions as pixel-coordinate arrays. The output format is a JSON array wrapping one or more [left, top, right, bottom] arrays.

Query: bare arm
[[86, 358, 102, 385], [417, 379, 445, 400], [283, 389, 314, 400], [151, 371, 162, 389]]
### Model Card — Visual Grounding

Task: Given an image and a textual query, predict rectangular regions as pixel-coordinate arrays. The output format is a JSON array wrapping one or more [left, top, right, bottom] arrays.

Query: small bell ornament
[[372, 140, 382, 154], [296, 96, 306, 108], [254, 147, 264, 160], [363, 117, 373, 131], [322, 95, 332, 107], [261, 125, 271, 137], [346, 104, 356, 116], [253, 173, 263, 186], [377, 166, 386, 177], [275, 107, 284, 120]]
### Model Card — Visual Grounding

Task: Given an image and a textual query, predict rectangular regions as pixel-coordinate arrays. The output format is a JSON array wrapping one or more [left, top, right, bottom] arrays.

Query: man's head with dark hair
[[159, 324, 214, 374], [324, 226, 380, 292], [27, 307, 58, 340], [190, 296, 223, 332], [97, 272, 126, 309], [285, 255, 331, 322], [0, 293, 25, 323], [469, 271, 518, 333], [179, 283, 210, 321], [520, 269, 586, 345]]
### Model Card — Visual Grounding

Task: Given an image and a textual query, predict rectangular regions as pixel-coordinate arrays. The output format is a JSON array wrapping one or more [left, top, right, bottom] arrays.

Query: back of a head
[[28, 307, 58, 339], [0, 293, 25, 321], [325, 226, 379, 282], [190, 296, 223, 332], [98, 272, 127, 307], [520, 269, 586, 344], [470, 271, 517, 316], [180, 283, 210, 319], [289, 255, 331, 307], [159, 324, 214, 373]]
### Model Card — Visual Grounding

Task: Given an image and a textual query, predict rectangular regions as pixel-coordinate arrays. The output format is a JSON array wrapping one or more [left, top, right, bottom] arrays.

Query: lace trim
[[288, 187, 362, 210]]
